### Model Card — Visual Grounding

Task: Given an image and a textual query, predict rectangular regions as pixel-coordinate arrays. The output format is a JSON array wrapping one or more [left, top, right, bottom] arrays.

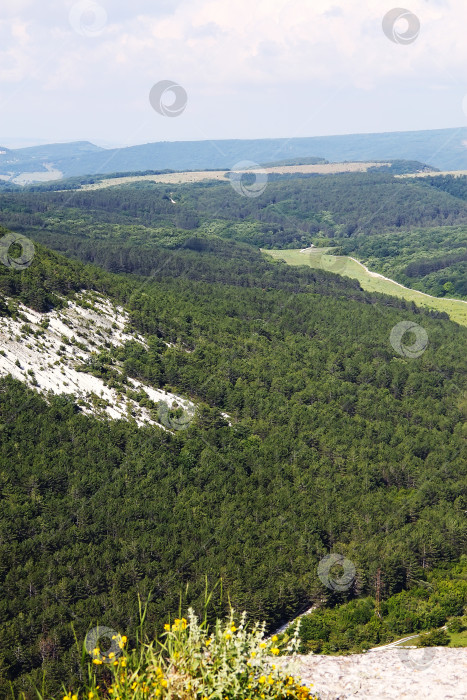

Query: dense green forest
[[0, 171, 466, 298], [0, 229, 466, 697]]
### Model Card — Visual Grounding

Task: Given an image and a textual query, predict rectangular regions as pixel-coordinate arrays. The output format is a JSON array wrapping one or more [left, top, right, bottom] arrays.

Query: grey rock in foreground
[[282, 648, 466, 699]]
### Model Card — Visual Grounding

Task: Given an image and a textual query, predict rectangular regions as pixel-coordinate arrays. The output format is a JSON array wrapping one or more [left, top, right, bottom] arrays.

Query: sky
[[1, 0, 467, 147]]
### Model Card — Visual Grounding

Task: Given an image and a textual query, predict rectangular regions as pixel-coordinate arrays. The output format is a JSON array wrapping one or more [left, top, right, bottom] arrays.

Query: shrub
[[57, 610, 318, 700], [446, 617, 465, 634], [418, 629, 450, 647]]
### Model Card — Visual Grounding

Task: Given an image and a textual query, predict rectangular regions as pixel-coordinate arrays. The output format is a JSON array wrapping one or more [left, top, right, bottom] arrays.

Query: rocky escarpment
[[0, 290, 195, 429]]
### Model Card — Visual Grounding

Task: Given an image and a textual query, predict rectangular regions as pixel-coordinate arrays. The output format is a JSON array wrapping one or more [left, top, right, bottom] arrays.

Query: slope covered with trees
[[0, 235, 466, 697], [0, 172, 466, 298]]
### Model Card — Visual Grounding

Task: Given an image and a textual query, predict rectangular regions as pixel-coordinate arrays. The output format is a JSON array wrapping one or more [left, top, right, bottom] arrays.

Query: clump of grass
[[60, 609, 317, 700]]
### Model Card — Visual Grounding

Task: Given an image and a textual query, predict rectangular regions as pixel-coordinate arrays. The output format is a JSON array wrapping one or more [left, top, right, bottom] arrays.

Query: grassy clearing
[[263, 248, 467, 327], [447, 629, 467, 647], [80, 163, 388, 191]]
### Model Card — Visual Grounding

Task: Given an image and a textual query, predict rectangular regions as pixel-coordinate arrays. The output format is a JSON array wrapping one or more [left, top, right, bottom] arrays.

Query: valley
[[0, 160, 466, 700], [1, 221, 466, 698], [3, 1, 467, 696]]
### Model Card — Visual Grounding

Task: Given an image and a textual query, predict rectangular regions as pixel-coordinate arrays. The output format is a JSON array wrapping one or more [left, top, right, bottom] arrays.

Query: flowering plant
[[61, 609, 317, 699]]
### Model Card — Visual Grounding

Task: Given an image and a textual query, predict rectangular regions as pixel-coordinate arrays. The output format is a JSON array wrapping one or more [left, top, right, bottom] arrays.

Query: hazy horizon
[[3, 123, 467, 153]]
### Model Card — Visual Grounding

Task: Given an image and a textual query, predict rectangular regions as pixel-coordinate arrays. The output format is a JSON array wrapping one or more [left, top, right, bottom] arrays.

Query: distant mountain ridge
[[0, 141, 104, 185], [1, 127, 467, 182], [0, 140, 102, 166]]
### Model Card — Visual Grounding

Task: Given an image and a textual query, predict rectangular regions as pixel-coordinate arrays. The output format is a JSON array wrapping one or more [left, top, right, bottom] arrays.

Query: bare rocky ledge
[[282, 648, 466, 699]]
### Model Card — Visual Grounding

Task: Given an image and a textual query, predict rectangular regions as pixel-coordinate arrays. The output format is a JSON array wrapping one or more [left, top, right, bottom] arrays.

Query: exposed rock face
[[0, 291, 195, 428], [283, 648, 466, 699]]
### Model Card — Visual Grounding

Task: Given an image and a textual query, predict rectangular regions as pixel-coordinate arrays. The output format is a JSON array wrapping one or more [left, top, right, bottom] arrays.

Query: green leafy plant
[[417, 629, 450, 647], [446, 617, 465, 634], [57, 610, 316, 700]]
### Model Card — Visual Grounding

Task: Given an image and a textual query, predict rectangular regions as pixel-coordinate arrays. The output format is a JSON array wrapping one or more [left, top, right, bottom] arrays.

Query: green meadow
[[264, 248, 467, 328]]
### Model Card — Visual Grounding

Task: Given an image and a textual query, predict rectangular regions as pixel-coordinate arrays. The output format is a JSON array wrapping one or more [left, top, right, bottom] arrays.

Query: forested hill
[[1, 236, 466, 697], [2, 127, 467, 178], [1, 172, 466, 298]]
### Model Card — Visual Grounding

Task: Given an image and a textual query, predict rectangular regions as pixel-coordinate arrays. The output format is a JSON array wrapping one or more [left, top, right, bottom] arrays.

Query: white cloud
[[1, 0, 467, 143]]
